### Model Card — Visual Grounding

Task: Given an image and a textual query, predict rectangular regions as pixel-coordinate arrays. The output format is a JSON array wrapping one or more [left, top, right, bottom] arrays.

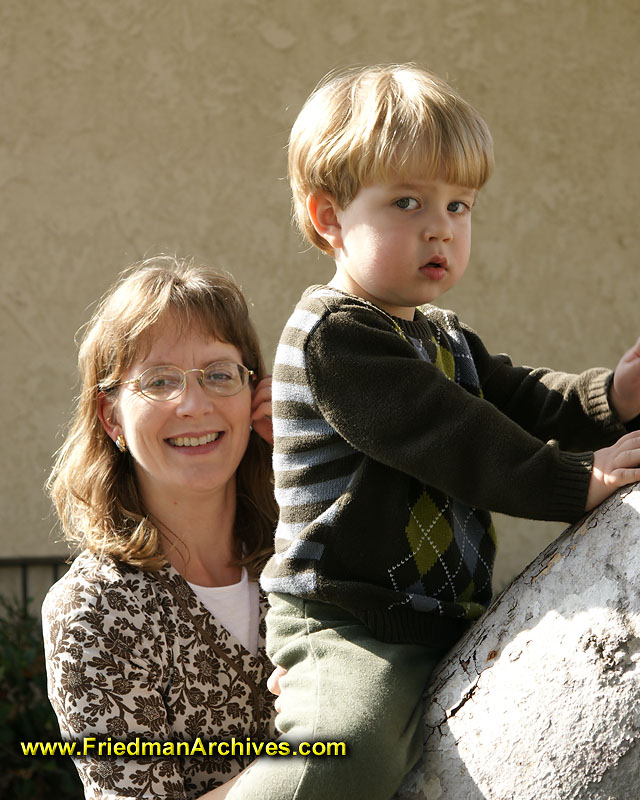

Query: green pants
[[227, 593, 445, 800]]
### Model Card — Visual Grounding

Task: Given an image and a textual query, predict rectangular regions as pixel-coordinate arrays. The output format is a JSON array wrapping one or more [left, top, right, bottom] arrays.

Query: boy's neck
[[328, 271, 416, 321]]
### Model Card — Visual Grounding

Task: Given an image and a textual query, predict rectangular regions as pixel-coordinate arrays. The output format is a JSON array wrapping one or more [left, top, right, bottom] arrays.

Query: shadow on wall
[[397, 485, 640, 800]]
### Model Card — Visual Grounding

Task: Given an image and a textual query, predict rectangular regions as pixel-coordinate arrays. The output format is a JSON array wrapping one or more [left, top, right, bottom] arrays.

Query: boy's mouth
[[423, 255, 447, 268], [420, 256, 448, 279]]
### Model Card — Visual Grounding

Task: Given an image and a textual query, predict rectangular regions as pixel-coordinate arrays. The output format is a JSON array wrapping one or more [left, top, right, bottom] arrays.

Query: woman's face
[[99, 318, 252, 513]]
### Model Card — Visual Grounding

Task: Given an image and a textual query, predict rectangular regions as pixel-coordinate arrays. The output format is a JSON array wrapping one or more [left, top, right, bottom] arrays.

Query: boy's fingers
[[615, 456, 640, 474], [617, 467, 640, 484], [620, 337, 640, 362], [615, 431, 640, 446]]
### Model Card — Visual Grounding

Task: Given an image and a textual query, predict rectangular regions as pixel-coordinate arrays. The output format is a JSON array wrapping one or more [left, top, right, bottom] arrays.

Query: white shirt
[[187, 567, 260, 655]]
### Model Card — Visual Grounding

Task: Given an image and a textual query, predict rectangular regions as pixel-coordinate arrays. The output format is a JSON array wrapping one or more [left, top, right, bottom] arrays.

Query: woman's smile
[[167, 431, 222, 448]]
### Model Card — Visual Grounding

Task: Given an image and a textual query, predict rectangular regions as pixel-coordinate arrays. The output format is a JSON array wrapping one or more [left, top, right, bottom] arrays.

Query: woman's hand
[[267, 665, 287, 714], [251, 375, 273, 445]]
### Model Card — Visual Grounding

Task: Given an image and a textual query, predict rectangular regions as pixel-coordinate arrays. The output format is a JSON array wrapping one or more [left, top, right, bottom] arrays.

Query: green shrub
[[0, 596, 83, 799]]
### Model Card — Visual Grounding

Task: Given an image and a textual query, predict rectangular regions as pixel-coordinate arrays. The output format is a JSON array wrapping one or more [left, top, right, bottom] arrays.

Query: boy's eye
[[448, 201, 470, 214], [395, 197, 419, 211]]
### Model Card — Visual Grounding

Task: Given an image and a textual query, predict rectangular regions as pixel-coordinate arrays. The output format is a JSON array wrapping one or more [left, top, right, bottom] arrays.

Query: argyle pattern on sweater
[[262, 287, 497, 644], [391, 322, 496, 620]]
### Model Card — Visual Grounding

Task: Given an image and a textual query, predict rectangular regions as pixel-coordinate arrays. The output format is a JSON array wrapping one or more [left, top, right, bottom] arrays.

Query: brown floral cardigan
[[42, 551, 277, 799]]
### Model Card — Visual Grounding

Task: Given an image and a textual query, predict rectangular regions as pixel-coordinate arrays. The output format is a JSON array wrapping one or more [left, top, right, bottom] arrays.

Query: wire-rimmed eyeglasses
[[114, 361, 255, 402]]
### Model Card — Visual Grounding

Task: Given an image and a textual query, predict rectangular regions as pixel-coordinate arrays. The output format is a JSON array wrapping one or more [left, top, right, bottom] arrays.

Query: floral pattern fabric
[[42, 551, 277, 800]]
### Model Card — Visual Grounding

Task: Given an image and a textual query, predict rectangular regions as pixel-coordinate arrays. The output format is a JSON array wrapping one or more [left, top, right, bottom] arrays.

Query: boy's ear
[[97, 392, 122, 444], [306, 193, 344, 250]]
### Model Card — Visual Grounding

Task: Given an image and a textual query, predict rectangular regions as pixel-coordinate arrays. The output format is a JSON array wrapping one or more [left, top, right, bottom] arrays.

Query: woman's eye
[[395, 197, 419, 211], [448, 201, 470, 214], [141, 370, 182, 391], [148, 374, 181, 389], [205, 366, 234, 383]]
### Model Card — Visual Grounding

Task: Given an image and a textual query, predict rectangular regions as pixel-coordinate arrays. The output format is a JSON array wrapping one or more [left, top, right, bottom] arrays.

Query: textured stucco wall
[[2, 0, 638, 605]]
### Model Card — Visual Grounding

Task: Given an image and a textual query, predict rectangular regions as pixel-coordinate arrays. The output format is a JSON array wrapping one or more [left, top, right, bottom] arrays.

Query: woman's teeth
[[169, 432, 220, 447]]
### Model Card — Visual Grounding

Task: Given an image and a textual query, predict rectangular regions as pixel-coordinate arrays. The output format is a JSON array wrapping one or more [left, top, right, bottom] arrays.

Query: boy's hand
[[586, 431, 640, 510], [610, 337, 640, 423], [251, 375, 273, 446]]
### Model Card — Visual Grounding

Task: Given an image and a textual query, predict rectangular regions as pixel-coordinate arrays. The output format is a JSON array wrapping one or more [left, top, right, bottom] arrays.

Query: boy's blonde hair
[[288, 63, 494, 253], [48, 255, 276, 576]]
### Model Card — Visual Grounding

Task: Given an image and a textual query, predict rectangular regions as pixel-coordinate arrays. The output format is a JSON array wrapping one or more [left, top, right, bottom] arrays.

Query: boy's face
[[325, 175, 475, 320]]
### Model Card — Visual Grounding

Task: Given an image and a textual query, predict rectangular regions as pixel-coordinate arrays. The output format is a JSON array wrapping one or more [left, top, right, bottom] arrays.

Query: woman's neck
[[146, 482, 242, 587]]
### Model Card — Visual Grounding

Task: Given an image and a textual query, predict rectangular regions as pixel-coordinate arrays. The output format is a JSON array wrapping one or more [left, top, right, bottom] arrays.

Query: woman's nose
[[176, 371, 216, 413]]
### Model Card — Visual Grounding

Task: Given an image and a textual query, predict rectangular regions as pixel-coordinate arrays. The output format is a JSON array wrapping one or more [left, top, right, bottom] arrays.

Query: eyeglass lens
[[139, 361, 249, 400]]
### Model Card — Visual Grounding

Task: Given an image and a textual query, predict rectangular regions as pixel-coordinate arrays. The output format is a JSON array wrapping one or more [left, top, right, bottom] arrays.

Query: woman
[[43, 255, 278, 799]]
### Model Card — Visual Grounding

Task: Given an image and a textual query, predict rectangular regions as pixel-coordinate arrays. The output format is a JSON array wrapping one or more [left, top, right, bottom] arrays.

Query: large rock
[[398, 485, 640, 800]]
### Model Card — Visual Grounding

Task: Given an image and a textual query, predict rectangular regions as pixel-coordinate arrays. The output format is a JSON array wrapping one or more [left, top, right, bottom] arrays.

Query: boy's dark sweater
[[262, 286, 630, 646]]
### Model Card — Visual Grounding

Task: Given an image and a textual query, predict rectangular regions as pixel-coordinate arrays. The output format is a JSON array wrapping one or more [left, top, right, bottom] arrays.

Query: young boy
[[230, 64, 640, 800]]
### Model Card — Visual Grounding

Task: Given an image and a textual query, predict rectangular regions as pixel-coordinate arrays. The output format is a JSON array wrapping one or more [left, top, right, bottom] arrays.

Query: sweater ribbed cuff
[[550, 450, 593, 521], [585, 370, 624, 432]]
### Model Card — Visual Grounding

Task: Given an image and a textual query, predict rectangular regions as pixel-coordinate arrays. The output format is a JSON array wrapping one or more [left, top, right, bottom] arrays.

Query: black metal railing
[[0, 555, 71, 613]]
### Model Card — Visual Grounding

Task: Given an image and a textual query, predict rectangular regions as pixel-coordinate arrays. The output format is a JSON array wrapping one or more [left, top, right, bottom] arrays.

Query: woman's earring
[[116, 434, 127, 453]]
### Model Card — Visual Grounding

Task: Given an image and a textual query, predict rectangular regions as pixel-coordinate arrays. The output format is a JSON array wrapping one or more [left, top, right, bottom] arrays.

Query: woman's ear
[[97, 392, 122, 443], [306, 193, 343, 250]]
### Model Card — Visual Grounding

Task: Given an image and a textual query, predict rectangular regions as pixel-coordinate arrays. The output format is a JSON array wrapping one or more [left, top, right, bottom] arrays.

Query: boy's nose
[[422, 212, 453, 242]]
